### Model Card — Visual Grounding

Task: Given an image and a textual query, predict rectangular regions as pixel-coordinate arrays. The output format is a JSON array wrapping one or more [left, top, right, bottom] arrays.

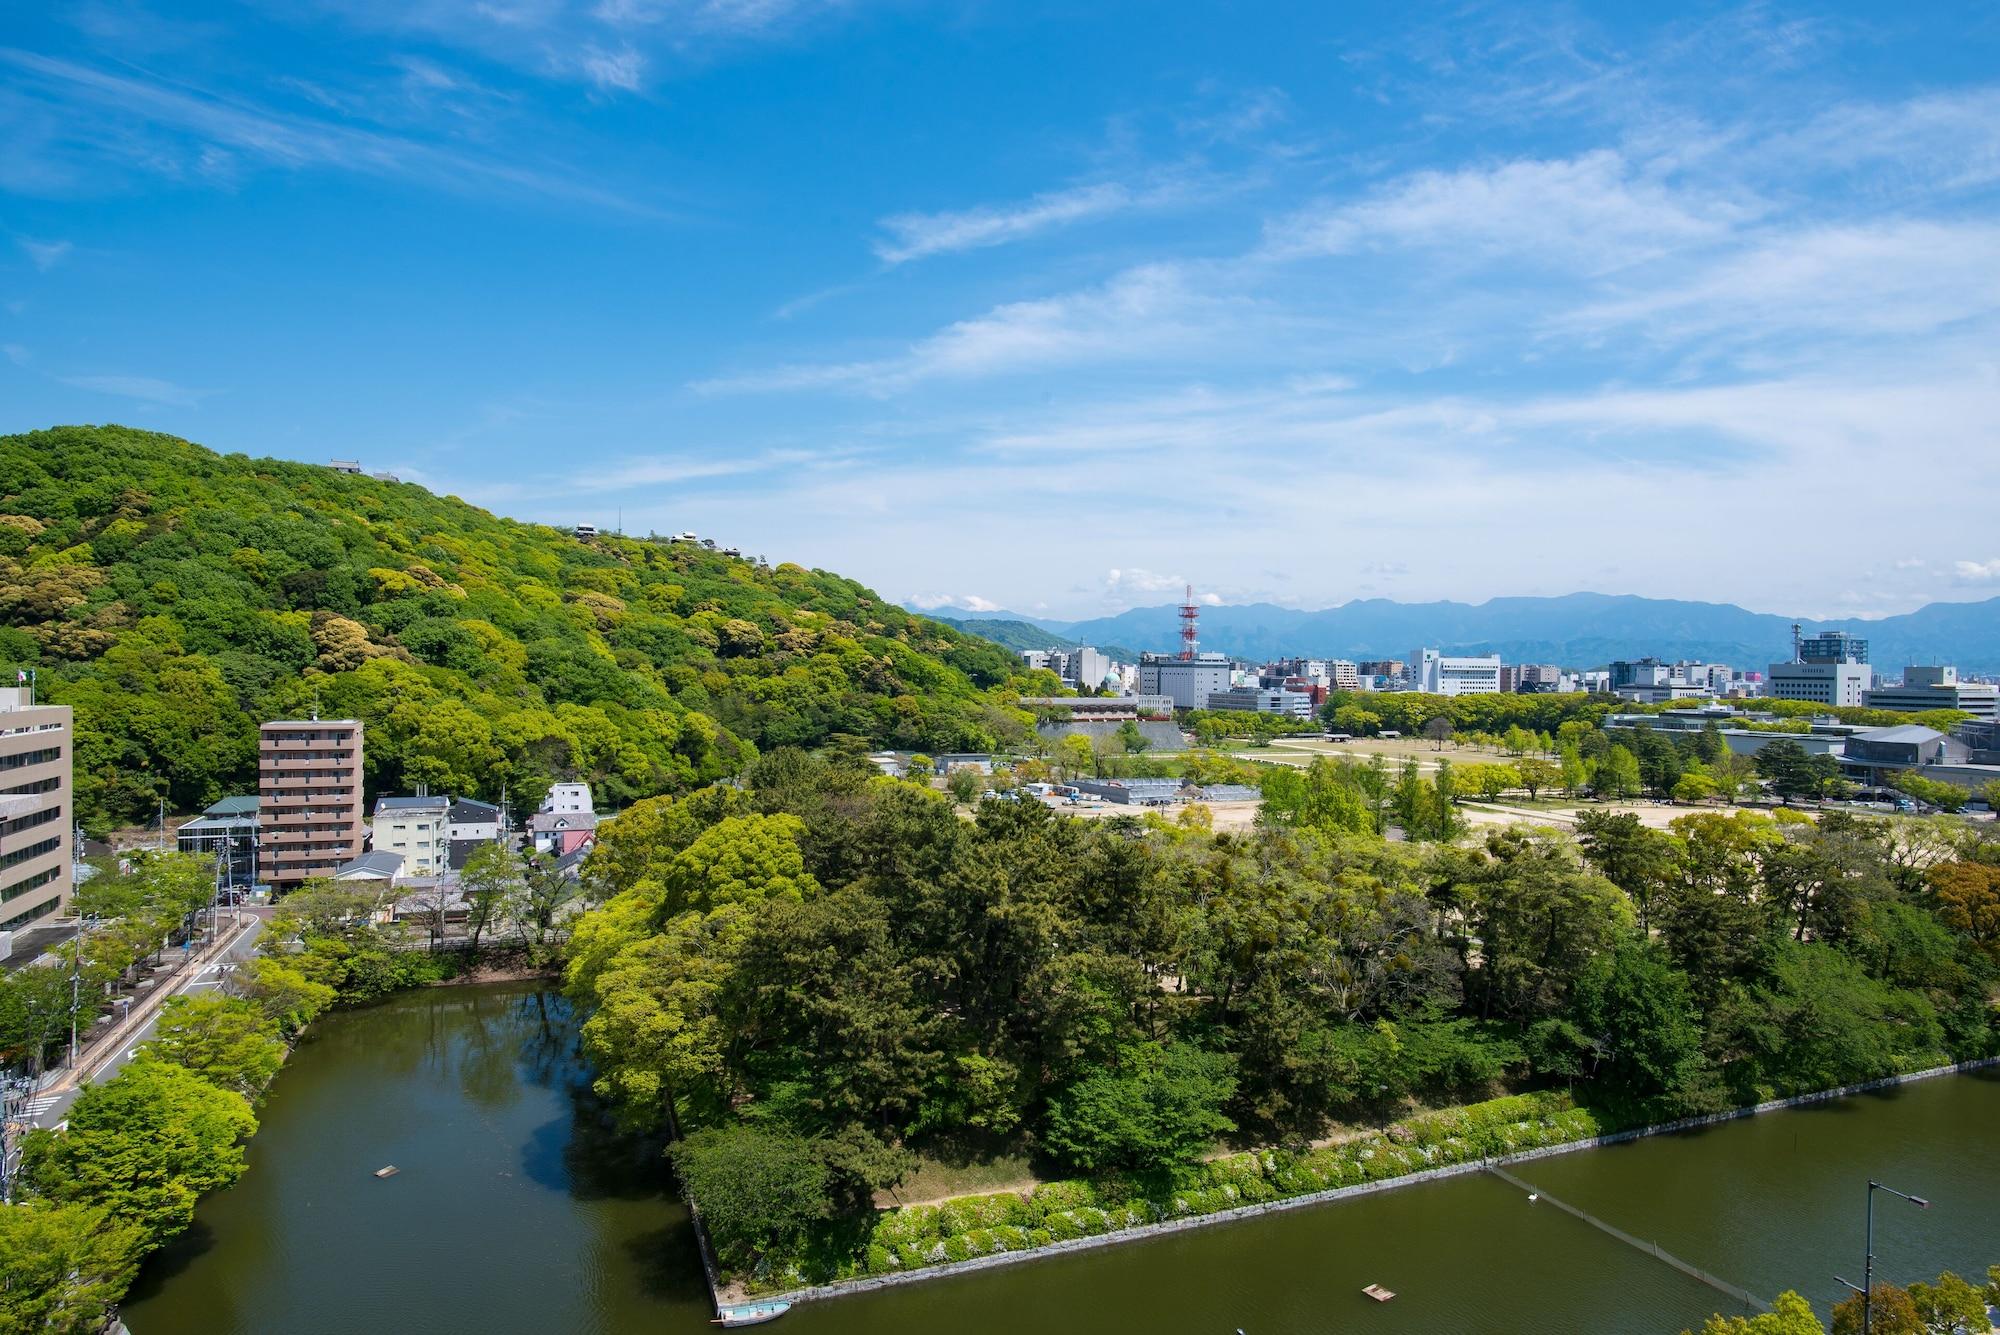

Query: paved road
[[22, 910, 269, 1130]]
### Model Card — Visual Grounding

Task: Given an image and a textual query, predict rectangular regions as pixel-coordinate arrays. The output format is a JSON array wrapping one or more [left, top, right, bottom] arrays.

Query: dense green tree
[[1043, 1042, 1238, 1172], [147, 994, 287, 1098], [670, 1126, 832, 1271], [0, 1200, 146, 1335], [0, 426, 1036, 829], [24, 1058, 256, 1247]]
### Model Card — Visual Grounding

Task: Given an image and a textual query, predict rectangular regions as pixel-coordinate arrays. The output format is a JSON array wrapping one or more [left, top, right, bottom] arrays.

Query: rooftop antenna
[[1791, 622, 1802, 664], [310, 682, 321, 722], [1178, 584, 1200, 661]]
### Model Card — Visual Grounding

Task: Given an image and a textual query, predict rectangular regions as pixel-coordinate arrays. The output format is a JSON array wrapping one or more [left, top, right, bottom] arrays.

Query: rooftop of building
[[334, 850, 404, 879], [203, 795, 261, 816], [1853, 724, 1946, 745], [375, 794, 450, 813]]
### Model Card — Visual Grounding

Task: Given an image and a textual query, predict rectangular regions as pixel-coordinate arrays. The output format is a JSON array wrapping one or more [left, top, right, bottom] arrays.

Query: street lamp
[[1834, 1179, 1931, 1334]]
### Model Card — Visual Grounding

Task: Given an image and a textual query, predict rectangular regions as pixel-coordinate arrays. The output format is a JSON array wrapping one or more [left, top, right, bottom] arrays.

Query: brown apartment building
[[258, 718, 364, 892], [0, 686, 73, 931]]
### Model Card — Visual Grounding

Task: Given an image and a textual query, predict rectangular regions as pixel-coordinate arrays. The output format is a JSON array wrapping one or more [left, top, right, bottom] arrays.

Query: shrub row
[[761, 1090, 1601, 1290]]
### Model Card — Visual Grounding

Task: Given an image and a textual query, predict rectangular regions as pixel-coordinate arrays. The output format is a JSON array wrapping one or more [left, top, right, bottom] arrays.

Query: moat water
[[123, 986, 2000, 1335]]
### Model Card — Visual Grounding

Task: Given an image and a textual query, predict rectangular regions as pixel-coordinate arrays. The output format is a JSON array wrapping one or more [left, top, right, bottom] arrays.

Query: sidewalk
[[40, 912, 263, 1098]]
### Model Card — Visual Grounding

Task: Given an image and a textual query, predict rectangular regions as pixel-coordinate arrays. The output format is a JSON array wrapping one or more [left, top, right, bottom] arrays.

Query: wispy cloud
[[55, 372, 210, 407], [876, 183, 1140, 264], [0, 48, 657, 213], [1956, 558, 2000, 583], [572, 44, 646, 92], [15, 237, 72, 270], [1263, 150, 1755, 274], [699, 262, 1244, 393]]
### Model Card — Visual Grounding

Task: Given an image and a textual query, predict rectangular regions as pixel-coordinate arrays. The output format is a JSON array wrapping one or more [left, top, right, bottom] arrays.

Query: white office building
[[1409, 649, 1503, 696], [1768, 661, 1871, 707], [1207, 686, 1316, 718], [1864, 667, 1999, 721], [1138, 653, 1234, 710]]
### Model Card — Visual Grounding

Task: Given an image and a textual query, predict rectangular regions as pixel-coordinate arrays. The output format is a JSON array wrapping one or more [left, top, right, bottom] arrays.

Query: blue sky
[[6, 2, 2000, 620]]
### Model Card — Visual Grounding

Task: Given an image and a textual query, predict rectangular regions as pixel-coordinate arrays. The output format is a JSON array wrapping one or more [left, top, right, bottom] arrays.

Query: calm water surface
[[124, 987, 2000, 1335]]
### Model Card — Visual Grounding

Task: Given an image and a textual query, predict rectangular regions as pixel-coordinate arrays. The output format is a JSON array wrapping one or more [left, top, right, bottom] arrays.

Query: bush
[[671, 1126, 832, 1271]]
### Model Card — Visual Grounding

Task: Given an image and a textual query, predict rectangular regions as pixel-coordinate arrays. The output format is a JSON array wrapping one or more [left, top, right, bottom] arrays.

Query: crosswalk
[[18, 1095, 61, 1120]]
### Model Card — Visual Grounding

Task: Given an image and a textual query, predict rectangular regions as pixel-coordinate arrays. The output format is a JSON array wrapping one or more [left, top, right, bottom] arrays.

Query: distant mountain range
[[930, 616, 1141, 666], [918, 593, 2000, 674]]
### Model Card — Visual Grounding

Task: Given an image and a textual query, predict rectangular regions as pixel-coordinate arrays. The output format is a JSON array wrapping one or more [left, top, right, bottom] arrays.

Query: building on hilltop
[[0, 685, 73, 934], [259, 718, 364, 893], [1408, 649, 1502, 696]]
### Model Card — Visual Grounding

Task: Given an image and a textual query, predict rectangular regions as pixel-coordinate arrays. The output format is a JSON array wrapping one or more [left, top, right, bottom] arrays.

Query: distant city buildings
[[1769, 629, 1871, 708], [258, 718, 365, 893], [1207, 686, 1317, 718], [0, 685, 72, 933], [1408, 649, 1502, 696], [1020, 646, 1118, 692], [1864, 666, 2000, 721]]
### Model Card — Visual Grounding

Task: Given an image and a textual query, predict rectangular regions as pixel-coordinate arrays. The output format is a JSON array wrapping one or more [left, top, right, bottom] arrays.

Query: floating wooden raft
[[373, 1166, 399, 1178], [1362, 1284, 1396, 1303]]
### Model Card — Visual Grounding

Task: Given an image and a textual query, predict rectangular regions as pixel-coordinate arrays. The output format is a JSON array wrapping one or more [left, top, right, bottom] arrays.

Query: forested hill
[[0, 425, 1036, 830]]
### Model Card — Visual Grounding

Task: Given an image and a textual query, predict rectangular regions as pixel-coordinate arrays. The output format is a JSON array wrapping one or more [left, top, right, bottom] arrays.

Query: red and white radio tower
[[1178, 584, 1200, 661]]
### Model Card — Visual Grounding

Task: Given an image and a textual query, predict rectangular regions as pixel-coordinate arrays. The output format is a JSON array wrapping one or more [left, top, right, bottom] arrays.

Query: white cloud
[[55, 372, 210, 407], [16, 237, 72, 271], [697, 263, 1233, 393], [1264, 150, 1755, 274], [1563, 220, 2000, 346], [1105, 567, 1189, 597], [905, 593, 1002, 612], [1955, 559, 2000, 583], [573, 44, 646, 92], [876, 183, 1137, 264]]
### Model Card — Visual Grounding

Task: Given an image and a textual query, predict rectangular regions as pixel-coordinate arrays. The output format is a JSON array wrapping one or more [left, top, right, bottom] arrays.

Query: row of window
[[0, 746, 61, 771], [1, 776, 61, 799], [1, 865, 60, 905], [0, 804, 63, 840], [0, 836, 60, 873]]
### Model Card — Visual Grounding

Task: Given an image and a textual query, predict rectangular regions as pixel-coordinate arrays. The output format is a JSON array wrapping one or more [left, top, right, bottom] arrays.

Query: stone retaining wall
[[762, 1055, 2000, 1310]]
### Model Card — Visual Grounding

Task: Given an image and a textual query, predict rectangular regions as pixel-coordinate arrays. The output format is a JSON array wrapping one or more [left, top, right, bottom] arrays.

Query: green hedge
[[754, 1091, 1601, 1291]]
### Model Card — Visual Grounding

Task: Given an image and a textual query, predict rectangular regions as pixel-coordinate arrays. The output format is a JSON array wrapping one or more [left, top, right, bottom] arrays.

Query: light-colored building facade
[[0, 687, 72, 931], [259, 718, 365, 892], [1409, 649, 1503, 696], [541, 782, 593, 816], [1138, 654, 1234, 710], [1329, 660, 1361, 691], [1206, 686, 1316, 718], [1864, 667, 1999, 721], [1767, 660, 1871, 708], [372, 795, 450, 878]]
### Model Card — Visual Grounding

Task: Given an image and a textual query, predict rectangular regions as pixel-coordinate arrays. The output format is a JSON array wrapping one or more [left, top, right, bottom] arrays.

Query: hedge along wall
[[756, 1056, 2000, 1305], [749, 1090, 1599, 1295]]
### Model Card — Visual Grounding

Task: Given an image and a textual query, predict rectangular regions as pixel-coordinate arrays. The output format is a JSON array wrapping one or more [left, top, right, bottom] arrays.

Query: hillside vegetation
[[0, 425, 1033, 828]]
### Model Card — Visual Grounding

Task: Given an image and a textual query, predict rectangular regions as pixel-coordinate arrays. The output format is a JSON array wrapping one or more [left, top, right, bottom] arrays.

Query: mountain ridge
[[910, 592, 2000, 672]]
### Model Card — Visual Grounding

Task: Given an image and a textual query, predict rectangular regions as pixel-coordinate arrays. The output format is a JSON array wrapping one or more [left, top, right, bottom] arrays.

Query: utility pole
[[1835, 1179, 1931, 1334]]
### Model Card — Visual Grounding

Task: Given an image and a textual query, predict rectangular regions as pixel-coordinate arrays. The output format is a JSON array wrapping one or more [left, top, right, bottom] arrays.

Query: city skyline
[[6, 3, 2000, 619]]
